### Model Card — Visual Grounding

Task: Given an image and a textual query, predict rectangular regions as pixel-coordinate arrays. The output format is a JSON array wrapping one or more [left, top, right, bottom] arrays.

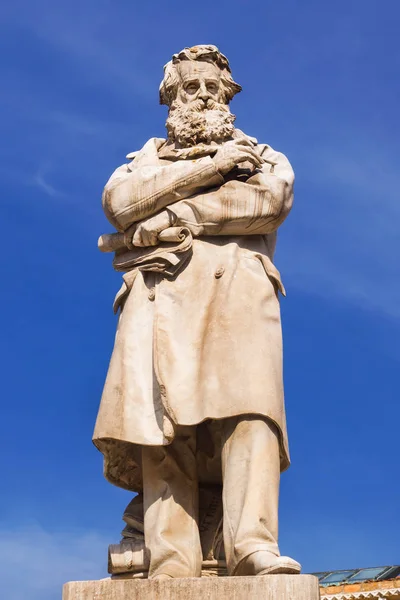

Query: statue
[[93, 45, 300, 580]]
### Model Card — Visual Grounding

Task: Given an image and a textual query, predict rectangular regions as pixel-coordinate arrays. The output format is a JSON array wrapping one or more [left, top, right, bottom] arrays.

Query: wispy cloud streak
[[33, 170, 62, 198]]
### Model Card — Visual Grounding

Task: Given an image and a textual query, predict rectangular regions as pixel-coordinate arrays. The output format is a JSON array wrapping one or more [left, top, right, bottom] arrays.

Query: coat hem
[[93, 412, 290, 492]]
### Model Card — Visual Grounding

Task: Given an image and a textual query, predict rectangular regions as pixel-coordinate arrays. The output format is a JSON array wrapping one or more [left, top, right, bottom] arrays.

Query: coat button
[[214, 267, 225, 279], [148, 287, 156, 301]]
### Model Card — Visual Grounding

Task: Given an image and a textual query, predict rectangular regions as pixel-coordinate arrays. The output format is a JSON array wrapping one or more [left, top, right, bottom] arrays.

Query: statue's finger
[[132, 228, 144, 247], [235, 151, 262, 168], [235, 144, 262, 162], [232, 137, 253, 147]]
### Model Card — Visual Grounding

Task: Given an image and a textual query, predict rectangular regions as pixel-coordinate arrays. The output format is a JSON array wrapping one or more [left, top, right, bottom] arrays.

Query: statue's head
[[159, 45, 242, 147]]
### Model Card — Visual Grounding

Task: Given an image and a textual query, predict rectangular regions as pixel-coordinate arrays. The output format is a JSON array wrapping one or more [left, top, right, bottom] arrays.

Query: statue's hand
[[132, 210, 172, 247], [213, 138, 263, 175]]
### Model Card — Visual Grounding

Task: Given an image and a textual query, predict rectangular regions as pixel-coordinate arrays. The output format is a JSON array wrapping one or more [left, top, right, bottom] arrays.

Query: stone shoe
[[257, 555, 301, 575], [235, 551, 301, 576]]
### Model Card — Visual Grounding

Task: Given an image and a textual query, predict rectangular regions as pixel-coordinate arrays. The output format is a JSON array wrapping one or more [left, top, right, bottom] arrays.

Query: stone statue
[[93, 44, 300, 580]]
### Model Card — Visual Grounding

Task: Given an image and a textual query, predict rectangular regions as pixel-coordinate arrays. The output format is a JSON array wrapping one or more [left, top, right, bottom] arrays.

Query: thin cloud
[[0, 522, 109, 600], [33, 173, 60, 198]]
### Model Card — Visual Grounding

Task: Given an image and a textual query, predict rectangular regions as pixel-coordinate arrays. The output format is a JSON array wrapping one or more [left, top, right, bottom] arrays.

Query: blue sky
[[1, 1, 399, 598]]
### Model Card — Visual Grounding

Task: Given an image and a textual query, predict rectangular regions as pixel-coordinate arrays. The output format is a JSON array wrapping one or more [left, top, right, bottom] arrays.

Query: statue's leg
[[142, 425, 202, 579], [220, 416, 281, 575]]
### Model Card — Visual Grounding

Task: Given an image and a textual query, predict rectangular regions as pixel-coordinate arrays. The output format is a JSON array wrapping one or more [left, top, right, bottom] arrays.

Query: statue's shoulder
[[106, 138, 167, 183], [260, 144, 292, 167], [125, 137, 166, 162]]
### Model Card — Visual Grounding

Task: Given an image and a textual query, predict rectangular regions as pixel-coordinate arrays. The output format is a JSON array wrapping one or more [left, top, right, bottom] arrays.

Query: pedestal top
[[63, 575, 320, 600]]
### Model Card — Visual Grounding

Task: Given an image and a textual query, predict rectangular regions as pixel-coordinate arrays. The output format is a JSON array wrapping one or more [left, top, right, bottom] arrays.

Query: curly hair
[[159, 45, 242, 106]]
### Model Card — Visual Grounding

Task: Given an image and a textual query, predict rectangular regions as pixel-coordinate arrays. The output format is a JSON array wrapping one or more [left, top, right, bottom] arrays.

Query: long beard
[[166, 99, 236, 147]]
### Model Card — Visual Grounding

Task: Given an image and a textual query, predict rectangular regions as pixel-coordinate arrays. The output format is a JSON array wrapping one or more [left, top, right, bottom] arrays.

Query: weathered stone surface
[[63, 575, 320, 600], [88, 43, 301, 581]]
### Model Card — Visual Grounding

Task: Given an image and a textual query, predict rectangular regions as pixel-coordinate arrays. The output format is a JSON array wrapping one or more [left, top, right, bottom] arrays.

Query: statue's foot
[[151, 573, 174, 580], [235, 551, 301, 576], [256, 554, 301, 575]]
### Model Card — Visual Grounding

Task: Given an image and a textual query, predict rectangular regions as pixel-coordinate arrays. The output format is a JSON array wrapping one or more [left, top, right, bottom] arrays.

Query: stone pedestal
[[63, 575, 320, 600]]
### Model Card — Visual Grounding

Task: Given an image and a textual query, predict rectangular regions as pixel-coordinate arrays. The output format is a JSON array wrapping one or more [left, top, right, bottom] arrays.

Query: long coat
[[93, 134, 294, 492]]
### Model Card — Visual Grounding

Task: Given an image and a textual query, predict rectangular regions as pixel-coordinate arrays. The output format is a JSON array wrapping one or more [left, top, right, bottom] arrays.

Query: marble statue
[[93, 44, 300, 580]]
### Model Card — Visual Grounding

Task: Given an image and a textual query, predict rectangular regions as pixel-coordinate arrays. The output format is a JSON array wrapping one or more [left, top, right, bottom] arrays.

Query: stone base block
[[63, 575, 320, 600]]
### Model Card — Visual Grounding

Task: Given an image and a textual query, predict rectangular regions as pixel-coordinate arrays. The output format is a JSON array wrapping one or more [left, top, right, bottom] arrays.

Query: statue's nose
[[198, 83, 210, 101]]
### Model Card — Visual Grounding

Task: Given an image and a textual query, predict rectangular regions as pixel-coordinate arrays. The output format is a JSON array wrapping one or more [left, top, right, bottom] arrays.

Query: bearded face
[[165, 60, 236, 148], [166, 98, 236, 147]]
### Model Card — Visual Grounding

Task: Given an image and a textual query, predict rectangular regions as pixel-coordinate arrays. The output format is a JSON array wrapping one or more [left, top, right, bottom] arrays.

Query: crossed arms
[[102, 142, 294, 244]]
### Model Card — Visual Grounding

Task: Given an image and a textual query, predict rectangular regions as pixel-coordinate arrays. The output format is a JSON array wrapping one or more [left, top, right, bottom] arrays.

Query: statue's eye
[[207, 83, 218, 94], [185, 83, 198, 94]]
